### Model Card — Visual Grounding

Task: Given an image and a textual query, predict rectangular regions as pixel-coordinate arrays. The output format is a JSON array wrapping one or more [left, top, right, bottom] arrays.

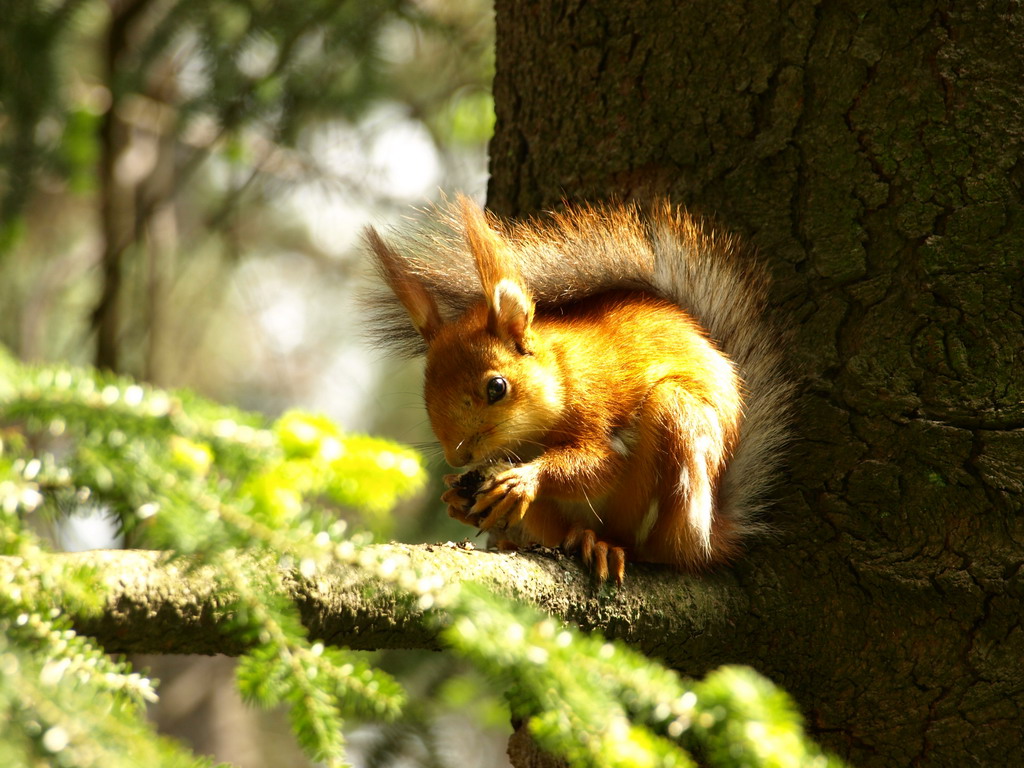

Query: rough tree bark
[[487, 1, 1023, 765]]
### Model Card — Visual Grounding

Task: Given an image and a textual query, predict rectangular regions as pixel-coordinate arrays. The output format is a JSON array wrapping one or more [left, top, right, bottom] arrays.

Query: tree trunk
[[489, 1, 1024, 765], [94, 0, 160, 373]]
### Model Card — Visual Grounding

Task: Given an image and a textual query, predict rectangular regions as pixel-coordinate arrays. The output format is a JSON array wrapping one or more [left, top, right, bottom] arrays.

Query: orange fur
[[366, 195, 787, 582]]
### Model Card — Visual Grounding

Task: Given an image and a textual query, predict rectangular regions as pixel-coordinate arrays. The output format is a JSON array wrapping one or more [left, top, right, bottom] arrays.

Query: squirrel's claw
[[607, 547, 627, 585], [444, 502, 477, 526], [442, 470, 488, 526], [478, 491, 530, 532], [471, 464, 538, 531], [440, 486, 469, 508], [564, 526, 626, 584]]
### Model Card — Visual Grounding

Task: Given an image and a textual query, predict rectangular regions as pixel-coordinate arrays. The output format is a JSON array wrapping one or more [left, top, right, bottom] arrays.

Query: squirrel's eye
[[486, 376, 508, 404]]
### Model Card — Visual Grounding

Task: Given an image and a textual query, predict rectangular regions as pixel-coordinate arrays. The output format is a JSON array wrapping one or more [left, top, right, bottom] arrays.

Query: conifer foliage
[[0, 346, 418, 766], [0, 346, 843, 767]]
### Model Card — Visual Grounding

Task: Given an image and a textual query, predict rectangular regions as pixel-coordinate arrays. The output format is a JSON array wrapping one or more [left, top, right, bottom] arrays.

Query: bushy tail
[[365, 198, 790, 531], [644, 205, 791, 534]]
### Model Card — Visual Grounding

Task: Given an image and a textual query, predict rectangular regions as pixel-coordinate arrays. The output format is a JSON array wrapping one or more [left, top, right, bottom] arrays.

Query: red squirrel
[[366, 196, 788, 583]]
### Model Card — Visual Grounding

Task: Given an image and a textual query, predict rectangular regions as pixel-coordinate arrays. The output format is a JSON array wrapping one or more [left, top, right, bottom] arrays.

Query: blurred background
[[1, 0, 509, 764]]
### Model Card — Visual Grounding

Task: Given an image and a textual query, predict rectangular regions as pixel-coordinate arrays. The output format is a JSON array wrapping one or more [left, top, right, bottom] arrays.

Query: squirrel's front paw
[[441, 471, 484, 526], [470, 464, 540, 532]]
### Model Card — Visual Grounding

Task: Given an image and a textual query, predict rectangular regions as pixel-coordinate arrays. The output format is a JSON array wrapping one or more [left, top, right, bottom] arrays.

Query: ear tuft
[[366, 226, 444, 343], [457, 196, 535, 353]]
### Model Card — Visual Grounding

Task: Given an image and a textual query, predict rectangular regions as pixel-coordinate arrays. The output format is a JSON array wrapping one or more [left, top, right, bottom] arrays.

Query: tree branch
[[2, 544, 748, 668]]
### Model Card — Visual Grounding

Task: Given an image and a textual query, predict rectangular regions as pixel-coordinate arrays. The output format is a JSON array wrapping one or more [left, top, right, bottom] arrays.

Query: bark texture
[[489, 1, 1023, 766], [0, 546, 742, 661]]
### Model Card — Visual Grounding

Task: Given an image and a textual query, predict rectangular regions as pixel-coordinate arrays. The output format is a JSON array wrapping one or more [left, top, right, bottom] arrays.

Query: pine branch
[[0, 544, 747, 666]]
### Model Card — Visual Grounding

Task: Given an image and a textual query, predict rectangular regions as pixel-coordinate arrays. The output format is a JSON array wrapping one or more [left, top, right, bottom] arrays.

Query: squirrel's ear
[[366, 227, 443, 343], [459, 195, 535, 353]]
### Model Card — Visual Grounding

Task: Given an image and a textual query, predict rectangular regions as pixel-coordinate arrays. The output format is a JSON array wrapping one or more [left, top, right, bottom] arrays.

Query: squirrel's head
[[421, 303, 564, 468], [368, 196, 564, 468]]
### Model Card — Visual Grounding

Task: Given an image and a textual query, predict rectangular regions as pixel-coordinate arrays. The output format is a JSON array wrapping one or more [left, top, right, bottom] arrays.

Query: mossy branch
[[1, 544, 745, 665]]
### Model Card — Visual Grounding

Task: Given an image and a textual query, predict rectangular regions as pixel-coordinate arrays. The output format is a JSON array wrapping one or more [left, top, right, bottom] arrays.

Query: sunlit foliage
[[0, 346, 419, 766], [0, 348, 844, 767]]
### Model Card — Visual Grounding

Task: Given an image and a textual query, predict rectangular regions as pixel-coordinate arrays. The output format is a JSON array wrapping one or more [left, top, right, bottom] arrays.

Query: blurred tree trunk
[[94, 0, 181, 379], [94, 0, 154, 373], [489, 1, 1023, 766]]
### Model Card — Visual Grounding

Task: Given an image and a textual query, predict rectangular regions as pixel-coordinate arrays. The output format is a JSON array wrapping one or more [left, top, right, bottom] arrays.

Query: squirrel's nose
[[444, 443, 472, 468]]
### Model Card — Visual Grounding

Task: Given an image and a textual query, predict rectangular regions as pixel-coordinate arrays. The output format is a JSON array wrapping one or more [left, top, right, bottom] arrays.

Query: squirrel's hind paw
[[563, 527, 626, 585]]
